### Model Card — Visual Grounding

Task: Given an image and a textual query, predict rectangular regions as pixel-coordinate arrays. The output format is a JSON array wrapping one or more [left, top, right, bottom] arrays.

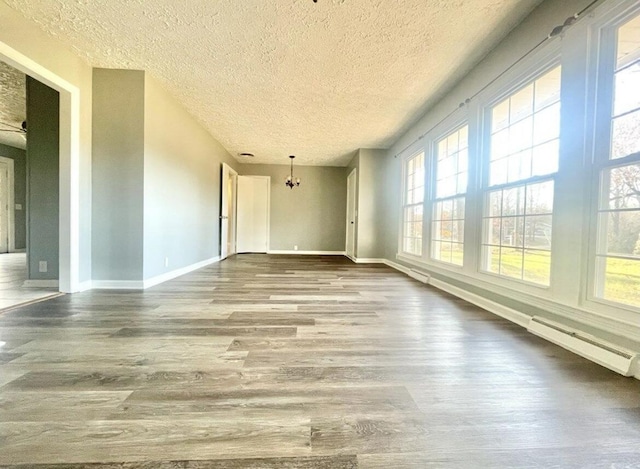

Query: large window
[[402, 152, 425, 256], [594, 13, 640, 308], [481, 66, 561, 285], [431, 125, 468, 265]]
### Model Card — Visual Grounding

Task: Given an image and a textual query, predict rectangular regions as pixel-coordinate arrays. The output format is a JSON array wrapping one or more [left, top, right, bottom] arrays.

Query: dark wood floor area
[[0, 254, 639, 468]]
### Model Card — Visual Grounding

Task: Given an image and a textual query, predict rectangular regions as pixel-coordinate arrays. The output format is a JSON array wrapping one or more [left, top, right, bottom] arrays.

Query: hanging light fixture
[[285, 155, 301, 189]]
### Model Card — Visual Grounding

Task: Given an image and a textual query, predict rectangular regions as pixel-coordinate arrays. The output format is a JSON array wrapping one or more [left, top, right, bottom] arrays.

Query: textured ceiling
[[0, 60, 26, 150], [3, 0, 544, 166]]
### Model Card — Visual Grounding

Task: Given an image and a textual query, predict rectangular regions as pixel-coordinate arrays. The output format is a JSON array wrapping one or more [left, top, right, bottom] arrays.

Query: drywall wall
[[348, 149, 386, 260], [0, 2, 94, 287], [143, 74, 239, 279], [0, 143, 26, 249], [238, 163, 347, 252], [26, 77, 59, 280], [92, 69, 145, 281]]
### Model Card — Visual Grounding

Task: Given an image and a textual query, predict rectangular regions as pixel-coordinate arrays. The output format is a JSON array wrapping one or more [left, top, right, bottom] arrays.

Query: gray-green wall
[[239, 164, 348, 252], [92, 69, 145, 281], [143, 75, 239, 279], [0, 143, 26, 250], [26, 77, 59, 280]]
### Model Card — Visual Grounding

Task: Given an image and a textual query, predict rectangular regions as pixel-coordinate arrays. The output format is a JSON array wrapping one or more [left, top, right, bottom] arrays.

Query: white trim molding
[[143, 256, 220, 289], [267, 250, 346, 255], [92, 256, 221, 290], [351, 258, 386, 264]]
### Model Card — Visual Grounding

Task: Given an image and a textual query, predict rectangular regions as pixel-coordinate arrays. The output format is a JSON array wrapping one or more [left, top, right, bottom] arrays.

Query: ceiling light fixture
[[238, 152, 255, 158], [285, 155, 301, 189]]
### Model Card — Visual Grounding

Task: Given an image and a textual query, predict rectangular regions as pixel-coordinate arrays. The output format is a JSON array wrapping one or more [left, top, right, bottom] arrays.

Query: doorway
[[346, 168, 357, 260]]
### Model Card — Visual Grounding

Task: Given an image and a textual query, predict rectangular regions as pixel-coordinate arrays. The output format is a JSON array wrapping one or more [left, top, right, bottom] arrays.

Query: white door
[[220, 163, 238, 260], [0, 161, 8, 253], [346, 168, 357, 260], [237, 176, 270, 253]]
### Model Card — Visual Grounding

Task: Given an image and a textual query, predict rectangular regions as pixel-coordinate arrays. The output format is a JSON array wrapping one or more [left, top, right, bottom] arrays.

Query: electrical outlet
[[164, 257, 169, 267], [38, 261, 47, 273], [15, 204, 22, 210], [294, 245, 298, 251]]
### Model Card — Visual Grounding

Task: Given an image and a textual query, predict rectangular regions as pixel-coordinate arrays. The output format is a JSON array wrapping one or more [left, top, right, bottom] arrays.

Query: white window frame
[[585, 2, 640, 316], [400, 150, 425, 258], [478, 58, 562, 290], [430, 123, 469, 267]]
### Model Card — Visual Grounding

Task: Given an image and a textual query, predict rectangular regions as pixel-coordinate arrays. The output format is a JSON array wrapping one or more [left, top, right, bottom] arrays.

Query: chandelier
[[285, 155, 301, 189]]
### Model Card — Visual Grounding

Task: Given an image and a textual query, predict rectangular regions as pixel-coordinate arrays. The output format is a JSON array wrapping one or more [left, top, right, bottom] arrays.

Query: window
[[402, 152, 425, 256], [481, 66, 561, 285], [431, 125, 468, 265], [594, 13, 640, 308]]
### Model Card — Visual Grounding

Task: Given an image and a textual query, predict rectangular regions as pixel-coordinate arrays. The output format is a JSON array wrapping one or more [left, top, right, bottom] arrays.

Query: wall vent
[[527, 316, 639, 377]]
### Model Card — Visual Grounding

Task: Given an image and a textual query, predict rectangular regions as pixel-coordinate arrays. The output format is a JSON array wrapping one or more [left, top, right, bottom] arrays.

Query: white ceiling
[[3, 0, 544, 166], [0, 60, 26, 150]]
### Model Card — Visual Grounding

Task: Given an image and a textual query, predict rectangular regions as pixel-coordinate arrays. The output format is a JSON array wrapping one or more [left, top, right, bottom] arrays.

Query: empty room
[[0, 0, 639, 467]]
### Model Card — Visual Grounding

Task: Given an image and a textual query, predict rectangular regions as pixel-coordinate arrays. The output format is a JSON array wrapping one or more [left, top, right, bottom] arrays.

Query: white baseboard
[[267, 250, 346, 255], [91, 280, 145, 290], [382, 259, 412, 275], [143, 256, 220, 289], [77, 280, 93, 292], [429, 277, 530, 327], [22, 279, 59, 288], [92, 256, 221, 290], [353, 258, 386, 264]]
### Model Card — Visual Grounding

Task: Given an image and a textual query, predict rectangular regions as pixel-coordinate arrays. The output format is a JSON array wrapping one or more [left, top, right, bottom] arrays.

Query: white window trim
[[583, 0, 640, 317], [399, 149, 426, 258]]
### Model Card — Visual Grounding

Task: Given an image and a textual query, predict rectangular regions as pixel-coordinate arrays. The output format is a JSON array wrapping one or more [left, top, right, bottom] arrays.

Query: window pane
[[450, 243, 464, 266], [602, 210, 640, 257], [614, 63, 640, 116], [488, 190, 502, 217], [492, 100, 510, 132], [485, 217, 501, 245], [453, 197, 465, 220], [491, 129, 509, 161], [483, 245, 501, 274], [524, 215, 552, 250], [489, 67, 560, 187], [500, 247, 524, 279], [602, 257, 640, 308], [524, 250, 551, 285], [607, 163, 640, 210], [533, 102, 561, 144], [532, 140, 559, 177], [611, 109, 640, 159], [617, 14, 640, 69], [503, 186, 525, 216], [527, 181, 554, 214], [510, 85, 534, 122], [535, 66, 562, 111]]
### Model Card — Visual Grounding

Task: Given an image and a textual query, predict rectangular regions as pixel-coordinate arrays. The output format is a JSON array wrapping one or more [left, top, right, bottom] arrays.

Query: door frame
[[220, 163, 238, 261], [0, 156, 15, 253], [345, 168, 357, 260], [1, 41, 81, 292]]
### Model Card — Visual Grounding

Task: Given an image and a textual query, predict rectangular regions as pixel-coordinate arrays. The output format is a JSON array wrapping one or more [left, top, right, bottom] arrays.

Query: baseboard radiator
[[527, 316, 639, 377], [408, 269, 430, 284]]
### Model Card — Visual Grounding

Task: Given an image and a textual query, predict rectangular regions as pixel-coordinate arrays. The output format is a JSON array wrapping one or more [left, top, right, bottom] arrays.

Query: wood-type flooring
[[0, 254, 639, 468]]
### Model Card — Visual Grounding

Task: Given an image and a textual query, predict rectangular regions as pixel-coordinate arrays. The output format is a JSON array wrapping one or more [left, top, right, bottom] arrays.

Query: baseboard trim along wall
[[91, 256, 221, 290], [22, 279, 59, 288], [351, 258, 386, 264], [267, 250, 346, 255], [383, 259, 640, 380]]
